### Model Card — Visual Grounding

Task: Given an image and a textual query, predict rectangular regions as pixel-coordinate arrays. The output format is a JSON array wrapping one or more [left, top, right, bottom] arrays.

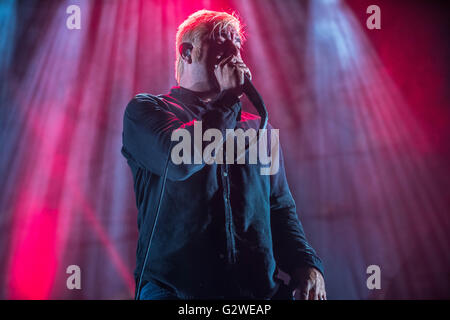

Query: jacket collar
[[168, 86, 241, 121], [169, 86, 209, 107]]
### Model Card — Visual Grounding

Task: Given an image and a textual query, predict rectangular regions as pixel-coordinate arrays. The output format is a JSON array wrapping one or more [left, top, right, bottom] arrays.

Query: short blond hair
[[175, 10, 245, 83]]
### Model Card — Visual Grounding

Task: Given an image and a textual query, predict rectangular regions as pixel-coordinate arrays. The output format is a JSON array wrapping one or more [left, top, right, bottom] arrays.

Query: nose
[[224, 39, 239, 57]]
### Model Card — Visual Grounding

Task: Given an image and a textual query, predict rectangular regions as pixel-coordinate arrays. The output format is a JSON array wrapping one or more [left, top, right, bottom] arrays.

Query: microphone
[[243, 74, 268, 130]]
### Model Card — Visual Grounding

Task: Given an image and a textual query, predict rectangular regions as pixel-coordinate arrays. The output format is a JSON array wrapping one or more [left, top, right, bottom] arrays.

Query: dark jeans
[[138, 280, 179, 300], [138, 279, 294, 300]]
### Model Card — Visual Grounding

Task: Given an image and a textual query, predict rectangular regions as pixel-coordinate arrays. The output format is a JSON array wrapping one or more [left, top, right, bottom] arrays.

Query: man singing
[[121, 9, 326, 300]]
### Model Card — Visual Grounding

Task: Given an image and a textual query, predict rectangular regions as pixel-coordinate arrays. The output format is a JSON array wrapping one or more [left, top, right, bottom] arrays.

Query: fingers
[[216, 55, 234, 69], [318, 276, 327, 300], [291, 268, 327, 301], [299, 281, 311, 300], [219, 56, 248, 71], [234, 62, 251, 80], [316, 281, 326, 300], [300, 290, 308, 300], [216, 56, 250, 77], [237, 66, 245, 85], [320, 286, 327, 300], [227, 60, 247, 85], [314, 286, 320, 300], [317, 289, 326, 300], [300, 282, 327, 301], [214, 54, 250, 93], [313, 277, 323, 300]]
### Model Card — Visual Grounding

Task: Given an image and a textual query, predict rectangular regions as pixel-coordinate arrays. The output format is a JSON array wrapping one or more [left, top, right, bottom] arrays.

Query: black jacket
[[121, 86, 323, 299]]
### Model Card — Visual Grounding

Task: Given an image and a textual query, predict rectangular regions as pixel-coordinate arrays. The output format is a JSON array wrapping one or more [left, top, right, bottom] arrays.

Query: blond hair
[[175, 10, 245, 83]]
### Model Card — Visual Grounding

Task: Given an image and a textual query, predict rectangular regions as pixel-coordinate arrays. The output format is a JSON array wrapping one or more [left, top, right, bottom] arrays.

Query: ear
[[179, 42, 193, 63]]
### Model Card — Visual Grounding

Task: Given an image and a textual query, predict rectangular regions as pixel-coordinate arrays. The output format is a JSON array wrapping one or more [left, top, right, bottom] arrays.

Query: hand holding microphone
[[214, 54, 267, 130], [214, 55, 252, 98]]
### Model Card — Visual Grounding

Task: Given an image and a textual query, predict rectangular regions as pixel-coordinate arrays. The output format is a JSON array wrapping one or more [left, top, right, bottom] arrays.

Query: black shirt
[[121, 86, 324, 299]]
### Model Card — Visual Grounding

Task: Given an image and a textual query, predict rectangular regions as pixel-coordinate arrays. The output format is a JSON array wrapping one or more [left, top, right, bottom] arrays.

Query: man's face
[[209, 27, 243, 66], [194, 26, 243, 90]]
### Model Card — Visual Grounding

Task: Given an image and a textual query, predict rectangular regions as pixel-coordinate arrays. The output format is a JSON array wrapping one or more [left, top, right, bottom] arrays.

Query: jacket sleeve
[[122, 91, 240, 181], [270, 140, 324, 277]]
